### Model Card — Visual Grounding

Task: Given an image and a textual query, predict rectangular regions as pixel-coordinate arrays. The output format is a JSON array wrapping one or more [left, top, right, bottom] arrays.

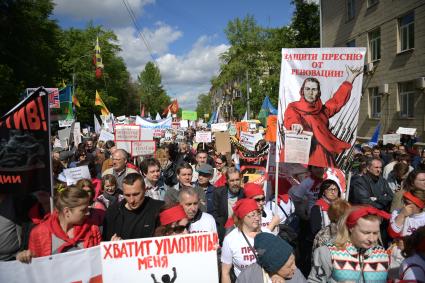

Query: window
[[368, 0, 378, 8], [347, 0, 355, 20], [399, 12, 414, 52], [399, 81, 415, 118], [369, 29, 381, 62], [370, 87, 381, 118], [346, 39, 356, 47]]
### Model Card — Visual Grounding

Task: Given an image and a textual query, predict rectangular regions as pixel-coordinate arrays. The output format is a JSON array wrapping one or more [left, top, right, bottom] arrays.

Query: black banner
[[0, 88, 52, 193]]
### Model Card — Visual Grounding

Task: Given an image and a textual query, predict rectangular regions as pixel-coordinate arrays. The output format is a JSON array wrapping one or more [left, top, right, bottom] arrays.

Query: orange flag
[[265, 115, 277, 142]]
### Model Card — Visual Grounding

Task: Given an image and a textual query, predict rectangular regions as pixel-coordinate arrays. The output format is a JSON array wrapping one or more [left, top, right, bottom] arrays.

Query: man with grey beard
[[212, 167, 244, 243]]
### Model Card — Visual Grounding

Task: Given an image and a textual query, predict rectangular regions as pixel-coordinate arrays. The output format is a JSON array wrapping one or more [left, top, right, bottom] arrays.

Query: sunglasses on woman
[[171, 223, 190, 233]]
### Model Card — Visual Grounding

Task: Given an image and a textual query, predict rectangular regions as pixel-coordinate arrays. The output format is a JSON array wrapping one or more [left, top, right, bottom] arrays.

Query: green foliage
[[196, 93, 212, 119], [58, 24, 134, 124], [0, 0, 61, 114], [137, 62, 171, 117], [211, 1, 319, 119]]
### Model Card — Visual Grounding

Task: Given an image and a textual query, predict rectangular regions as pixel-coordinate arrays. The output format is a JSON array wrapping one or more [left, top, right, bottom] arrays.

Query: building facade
[[321, 0, 425, 141]]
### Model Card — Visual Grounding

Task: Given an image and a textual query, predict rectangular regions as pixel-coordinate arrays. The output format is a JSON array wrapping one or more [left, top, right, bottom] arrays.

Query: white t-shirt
[[390, 210, 425, 236], [260, 206, 276, 234], [399, 254, 425, 281], [189, 212, 217, 234], [221, 229, 256, 277], [266, 199, 295, 224]]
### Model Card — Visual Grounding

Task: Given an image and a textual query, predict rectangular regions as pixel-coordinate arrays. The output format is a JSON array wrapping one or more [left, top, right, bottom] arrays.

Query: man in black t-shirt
[[102, 173, 163, 241]]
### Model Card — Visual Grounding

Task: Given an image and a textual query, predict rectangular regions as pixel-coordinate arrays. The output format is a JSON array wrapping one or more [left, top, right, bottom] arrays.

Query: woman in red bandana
[[221, 198, 263, 283], [155, 204, 189, 236], [308, 206, 390, 282], [16, 186, 101, 263], [283, 66, 363, 168]]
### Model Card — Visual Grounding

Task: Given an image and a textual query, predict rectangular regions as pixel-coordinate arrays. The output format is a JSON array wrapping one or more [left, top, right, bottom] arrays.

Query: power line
[[121, 0, 159, 69]]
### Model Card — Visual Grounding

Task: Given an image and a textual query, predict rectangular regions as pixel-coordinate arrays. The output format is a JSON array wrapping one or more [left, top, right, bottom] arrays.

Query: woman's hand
[[16, 250, 34, 264], [346, 65, 363, 84]]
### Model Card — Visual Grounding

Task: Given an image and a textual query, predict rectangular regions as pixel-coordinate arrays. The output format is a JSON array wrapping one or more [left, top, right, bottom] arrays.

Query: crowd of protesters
[[1, 126, 425, 283]]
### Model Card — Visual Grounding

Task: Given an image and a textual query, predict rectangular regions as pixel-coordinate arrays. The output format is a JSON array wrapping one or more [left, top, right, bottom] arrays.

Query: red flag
[[163, 99, 179, 115], [141, 105, 145, 117]]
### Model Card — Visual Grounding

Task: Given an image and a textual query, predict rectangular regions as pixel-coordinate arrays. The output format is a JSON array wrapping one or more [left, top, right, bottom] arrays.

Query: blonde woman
[[309, 206, 390, 283]]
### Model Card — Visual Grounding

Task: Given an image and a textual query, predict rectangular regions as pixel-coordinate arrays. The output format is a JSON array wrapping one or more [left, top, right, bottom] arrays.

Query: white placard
[[153, 129, 165, 138], [284, 131, 313, 164], [115, 125, 140, 141], [72, 122, 82, 146], [396, 127, 416, 136], [136, 116, 172, 129], [195, 131, 212, 143], [82, 128, 89, 135], [211, 123, 228, 132], [99, 130, 115, 142], [116, 141, 132, 154], [132, 141, 156, 156], [180, 120, 189, 128], [239, 131, 262, 151], [100, 232, 219, 283], [0, 246, 102, 283], [383, 133, 401, 145], [63, 165, 91, 185], [140, 128, 154, 140], [58, 119, 74, 128]]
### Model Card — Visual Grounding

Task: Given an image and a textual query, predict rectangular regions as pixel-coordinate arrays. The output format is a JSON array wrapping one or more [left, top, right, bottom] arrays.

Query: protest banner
[[27, 87, 60, 109], [58, 119, 74, 128], [115, 125, 140, 141], [72, 122, 82, 146], [211, 123, 228, 132], [140, 128, 154, 140], [152, 129, 165, 138], [239, 131, 262, 151], [101, 232, 219, 283], [383, 133, 401, 145], [396, 127, 416, 136], [215, 132, 231, 153], [98, 129, 115, 142], [136, 116, 172, 129], [132, 141, 156, 156], [180, 120, 189, 128], [182, 110, 197, 121], [0, 246, 102, 283], [0, 87, 52, 193], [195, 131, 212, 143], [276, 47, 366, 168], [63, 165, 91, 185], [284, 131, 313, 164]]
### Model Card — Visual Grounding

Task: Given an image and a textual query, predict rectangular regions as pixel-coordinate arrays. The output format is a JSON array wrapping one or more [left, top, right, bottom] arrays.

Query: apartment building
[[321, 0, 425, 140]]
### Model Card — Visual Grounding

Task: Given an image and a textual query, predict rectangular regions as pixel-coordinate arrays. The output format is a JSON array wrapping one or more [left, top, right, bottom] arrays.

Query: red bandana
[[403, 192, 425, 209], [159, 205, 187, 226], [244, 183, 264, 198], [346, 206, 390, 228], [233, 199, 258, 219]]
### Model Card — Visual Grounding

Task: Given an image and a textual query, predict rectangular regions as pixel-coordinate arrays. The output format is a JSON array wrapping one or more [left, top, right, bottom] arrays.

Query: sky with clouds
[[52, 0, 294, 110]]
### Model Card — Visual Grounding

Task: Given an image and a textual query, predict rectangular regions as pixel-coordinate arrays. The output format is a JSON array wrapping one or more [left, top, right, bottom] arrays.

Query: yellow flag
[[95, 90, 110, 116]]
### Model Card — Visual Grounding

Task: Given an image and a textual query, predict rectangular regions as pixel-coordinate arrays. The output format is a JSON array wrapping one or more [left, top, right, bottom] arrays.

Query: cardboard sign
[[63, 165, 91, 185], [215, 132, 231, 153], [99, 130, 115, 142], [383, 133, 401, 145], [182, 110, 198, 121], [58, 119, 74, 128], [72, 122, 82, 146], [100, 232, 219, 283], [396, 127, 416, 136], [116, 141, 132, 154], [132, 141, 156, 156], [180, 120, 189, 128], [140, 128, 154, 140], [211, 123, 228, 132], [195, 131, 212, 143], [115, 125, 140, 141], [0, 246, 102, 283]]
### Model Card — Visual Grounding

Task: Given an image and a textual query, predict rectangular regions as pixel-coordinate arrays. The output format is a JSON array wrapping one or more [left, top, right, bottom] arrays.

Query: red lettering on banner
[[103, 240, 152, 259], [71, 274, 102, 283], [26, 99, 41, 130], [138, 256, 168, 270], [0, 175, 21, 184], [13, 107, 28, 130], [155, 233, 218, 255]]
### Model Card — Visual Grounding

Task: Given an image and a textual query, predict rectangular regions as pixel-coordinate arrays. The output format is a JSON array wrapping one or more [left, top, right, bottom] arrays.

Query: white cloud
[[116, 26, 229, 110], [53, 0, 155, 26]]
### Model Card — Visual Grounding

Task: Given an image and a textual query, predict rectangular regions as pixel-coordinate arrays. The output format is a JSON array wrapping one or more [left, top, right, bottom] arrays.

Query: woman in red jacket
[[16, 186, 102, 262]]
